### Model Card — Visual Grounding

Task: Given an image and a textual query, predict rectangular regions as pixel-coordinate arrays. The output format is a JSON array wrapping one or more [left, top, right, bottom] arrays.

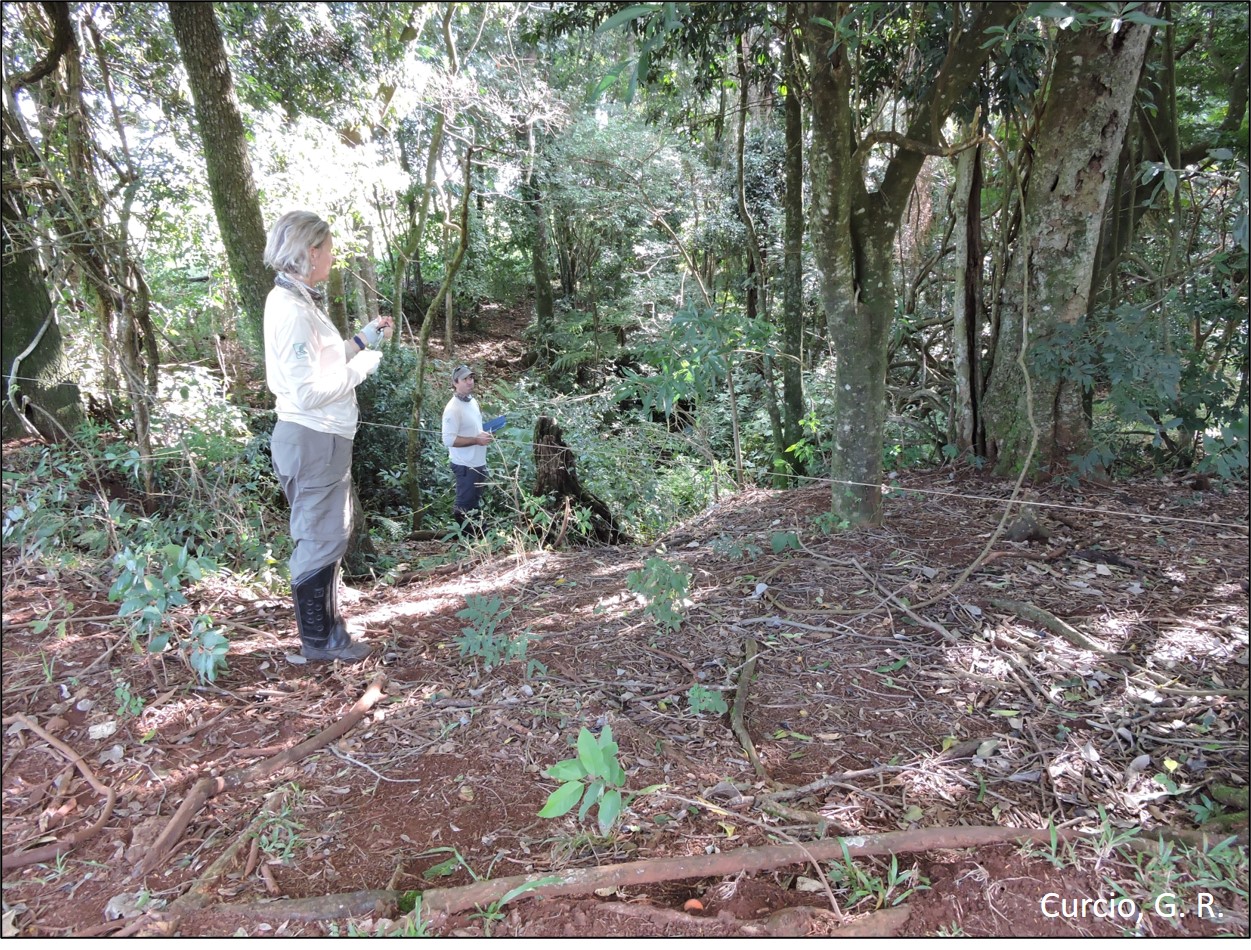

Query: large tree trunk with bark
[[1, 140, 82, 440], [984, 12, 1158, 475], [168, 1, 269, 353], [805, 2, 1016, 524]]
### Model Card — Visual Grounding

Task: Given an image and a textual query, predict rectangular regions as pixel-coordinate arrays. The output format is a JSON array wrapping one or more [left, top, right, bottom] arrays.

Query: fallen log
[[214, 822, 1246, 930], [136, 673, 387, 877], [226, 824, 1085, 926]]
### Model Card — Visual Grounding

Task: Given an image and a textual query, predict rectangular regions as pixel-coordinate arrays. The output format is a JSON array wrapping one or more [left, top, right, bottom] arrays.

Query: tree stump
[[533, 416, 627, 544]]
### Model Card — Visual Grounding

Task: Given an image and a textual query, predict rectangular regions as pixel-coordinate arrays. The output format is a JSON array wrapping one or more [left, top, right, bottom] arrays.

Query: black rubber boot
[[293, 563, 372, 663]]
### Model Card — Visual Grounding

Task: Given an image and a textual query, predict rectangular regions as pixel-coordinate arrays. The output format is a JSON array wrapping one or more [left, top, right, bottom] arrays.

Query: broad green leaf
[[598, 789, 623, 836], [545, 759, 587, 781], [577, 728, 607, 776], [538, 780, 583, 818], [595, 3, 657, 34], [579, 780, 604, 822]]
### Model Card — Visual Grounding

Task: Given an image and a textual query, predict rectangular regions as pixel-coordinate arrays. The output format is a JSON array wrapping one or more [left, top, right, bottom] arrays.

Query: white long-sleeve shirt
[[264, 282, 369, 438], [442, 395, 487, 468]]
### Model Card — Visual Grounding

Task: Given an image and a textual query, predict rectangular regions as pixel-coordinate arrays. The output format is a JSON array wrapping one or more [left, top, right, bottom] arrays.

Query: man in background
[[441, 364, 492, 530]]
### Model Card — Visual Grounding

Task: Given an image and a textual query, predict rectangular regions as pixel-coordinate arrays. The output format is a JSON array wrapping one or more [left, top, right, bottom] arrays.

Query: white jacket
[[442, 395, 486, 468], [264, 282, 369, 438]]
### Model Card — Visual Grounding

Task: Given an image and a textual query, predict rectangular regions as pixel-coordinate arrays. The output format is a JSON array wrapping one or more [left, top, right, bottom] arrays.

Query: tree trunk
[[780, 15, 806, 476], [521, 140, 555, 367], [806, 1, 1017, 524], [1, 182, 81, 441], [392, 3, 455, 338], [167, 1, 269, 353], [358, 225, 381, 324], [2, 73, 81, 441], [806, 3, 881, 523], [406, 151, 475, 532], [984, 11, 1158, 475], [533, 417, 627, 544], [343, 485, 376, 577], [327, 267, 348, 336], [950, 134, 984, 455]]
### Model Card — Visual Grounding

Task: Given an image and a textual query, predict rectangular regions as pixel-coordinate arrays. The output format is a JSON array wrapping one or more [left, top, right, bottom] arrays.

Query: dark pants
[[452, 463, 487, 519]]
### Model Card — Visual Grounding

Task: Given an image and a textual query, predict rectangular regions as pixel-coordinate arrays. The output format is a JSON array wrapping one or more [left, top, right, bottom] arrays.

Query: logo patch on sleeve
[[292, 342, 310, 361]]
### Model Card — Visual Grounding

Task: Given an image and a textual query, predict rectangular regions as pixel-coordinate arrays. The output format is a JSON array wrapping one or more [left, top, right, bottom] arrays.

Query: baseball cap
[[452, 365, 474, 383]]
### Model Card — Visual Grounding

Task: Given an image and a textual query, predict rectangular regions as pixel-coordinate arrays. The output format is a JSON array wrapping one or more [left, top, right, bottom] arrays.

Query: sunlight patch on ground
[[1148, 623, 1231, 666], [358, 551, 562, 623]]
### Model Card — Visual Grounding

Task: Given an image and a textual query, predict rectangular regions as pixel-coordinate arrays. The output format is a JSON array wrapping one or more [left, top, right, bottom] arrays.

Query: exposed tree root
[[1, 713, 118, 872], [730, 637, 769, 782], [597, 901, 735, 929], [220, 824, 1085, 926], [745, 904, 911, 937], [215, 889, 401, 922], [133, 789, 289, 937], [136, 673, 387, 877], [987, 597, 1123, 661]]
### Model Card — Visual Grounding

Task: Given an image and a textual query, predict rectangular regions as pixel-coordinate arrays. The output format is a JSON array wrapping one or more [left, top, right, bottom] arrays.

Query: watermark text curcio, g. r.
[[1039, 892, 1224, 921]]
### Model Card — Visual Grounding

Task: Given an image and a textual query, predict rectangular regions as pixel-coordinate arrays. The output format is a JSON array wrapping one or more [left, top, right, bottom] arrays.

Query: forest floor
[[2, 303, 1248, 938]]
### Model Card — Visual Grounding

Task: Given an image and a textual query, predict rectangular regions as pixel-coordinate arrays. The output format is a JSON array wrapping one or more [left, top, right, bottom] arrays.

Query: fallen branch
[[137, 673, 387, 877], [1212, 785, 1250, 811], [135, 789, 289, 936], [731, 637, 769, 783], [761, 764, 911, 804], [228, 828, 1044, 925], [213, 889, 400, 922], [986, 597, 1124, 662], [219, 822, 1244, 927], [405, 824, 1081, 924], [853, 559, 957, 642], [1, 714, 118, 872]]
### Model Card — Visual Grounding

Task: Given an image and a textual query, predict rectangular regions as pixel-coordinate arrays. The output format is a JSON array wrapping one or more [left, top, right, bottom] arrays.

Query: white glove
[[352, 349, 383, 377], [359, 318, 394, 347], [358, 320, 384, 347]]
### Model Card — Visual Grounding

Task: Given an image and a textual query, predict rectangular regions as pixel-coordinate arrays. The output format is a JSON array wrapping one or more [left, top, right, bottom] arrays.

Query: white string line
[[8, 375, 1247, 533]]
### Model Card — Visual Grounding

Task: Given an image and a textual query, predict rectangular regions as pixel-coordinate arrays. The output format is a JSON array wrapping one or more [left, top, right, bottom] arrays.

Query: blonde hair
[[263, 210, 331, 278]]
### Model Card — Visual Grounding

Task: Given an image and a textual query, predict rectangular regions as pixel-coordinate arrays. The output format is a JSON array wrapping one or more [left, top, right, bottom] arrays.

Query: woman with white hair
[[263, 210, 392, 663]]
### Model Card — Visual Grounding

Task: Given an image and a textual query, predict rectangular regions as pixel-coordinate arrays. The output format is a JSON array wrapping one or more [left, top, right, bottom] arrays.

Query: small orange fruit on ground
[[683, 899, 704, 913]]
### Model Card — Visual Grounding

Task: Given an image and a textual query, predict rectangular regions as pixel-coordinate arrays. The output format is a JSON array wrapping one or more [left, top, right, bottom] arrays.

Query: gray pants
[[271, 420, 353, 583]]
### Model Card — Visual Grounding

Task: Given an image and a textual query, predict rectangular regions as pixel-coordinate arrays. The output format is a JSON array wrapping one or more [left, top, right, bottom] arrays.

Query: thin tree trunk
[[327, 267, 348, 336], [167, 1, 269, 353], [359, 225, 381, 324], [406, 151, 475, 531], [780, 13, 806, 475], [521, 124, 555, 367], [950, 134, 984, 455]]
